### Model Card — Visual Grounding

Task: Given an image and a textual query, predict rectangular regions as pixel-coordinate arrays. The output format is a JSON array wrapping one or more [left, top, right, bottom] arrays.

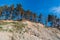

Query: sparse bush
[[0, 27, 2, 31], [0, 22, 11, 25], [12, 22, 25, 31]]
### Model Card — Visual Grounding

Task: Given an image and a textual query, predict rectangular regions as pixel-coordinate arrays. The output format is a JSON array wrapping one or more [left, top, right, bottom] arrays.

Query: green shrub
[[0, 26, 2, 31], [12, 22, 25, 31], [0, 22, 11, 25]]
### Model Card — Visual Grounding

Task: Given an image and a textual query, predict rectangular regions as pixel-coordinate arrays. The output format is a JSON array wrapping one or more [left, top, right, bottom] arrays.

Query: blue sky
[[0, 0, 60, 17], [43, 0, 60, 17], [0, 0, 42, 15]]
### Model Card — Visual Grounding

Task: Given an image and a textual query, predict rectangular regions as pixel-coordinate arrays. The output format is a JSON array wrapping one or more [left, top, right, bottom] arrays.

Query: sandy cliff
[[0, 20, 60, 40]]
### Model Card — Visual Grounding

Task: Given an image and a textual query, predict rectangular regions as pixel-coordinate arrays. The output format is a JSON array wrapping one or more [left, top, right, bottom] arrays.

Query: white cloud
[[50, 6, 60, 14]]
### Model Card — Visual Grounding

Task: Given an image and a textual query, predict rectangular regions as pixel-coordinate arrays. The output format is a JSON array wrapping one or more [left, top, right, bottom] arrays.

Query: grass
[[0, 22, 12, 25], [0, 27, 2, 31], [0, 25, 3, 31], [0, 21, 27, 32], [13, 23, 25, 30], [11, 22, 25, 32]]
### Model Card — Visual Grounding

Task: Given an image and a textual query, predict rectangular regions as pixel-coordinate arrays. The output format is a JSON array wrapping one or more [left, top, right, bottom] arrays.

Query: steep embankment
[[0, 20, 60, 40]]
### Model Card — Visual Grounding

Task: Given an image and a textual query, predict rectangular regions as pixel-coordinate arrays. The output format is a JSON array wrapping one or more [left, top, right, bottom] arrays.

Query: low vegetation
[[12, 22, 25, 30], [0, 22, 12, 25], [0, 21, 27, 33]]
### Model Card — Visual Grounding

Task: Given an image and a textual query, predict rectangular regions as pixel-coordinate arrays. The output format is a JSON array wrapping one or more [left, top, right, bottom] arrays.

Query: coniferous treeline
[[48, 14, 60, 29], [0, 4, 42, 22]]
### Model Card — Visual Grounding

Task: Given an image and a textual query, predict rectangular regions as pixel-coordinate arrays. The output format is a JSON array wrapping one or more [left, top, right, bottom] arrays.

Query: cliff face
[[0, 20, 60, 40]]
